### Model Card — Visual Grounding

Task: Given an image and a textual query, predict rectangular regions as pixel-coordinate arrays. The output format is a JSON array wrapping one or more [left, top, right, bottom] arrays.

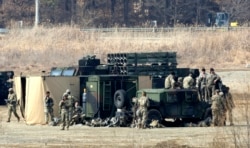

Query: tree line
[[0, 0, 249, 28]]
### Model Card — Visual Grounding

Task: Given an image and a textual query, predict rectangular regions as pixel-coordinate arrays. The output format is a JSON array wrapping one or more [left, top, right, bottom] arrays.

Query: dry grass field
[[0, 26, 250, 147], [0, 26, 249, 75]]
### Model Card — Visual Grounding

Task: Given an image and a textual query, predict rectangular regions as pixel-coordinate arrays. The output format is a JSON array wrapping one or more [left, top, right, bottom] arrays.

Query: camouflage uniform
[[183, 74, 194, 89], [211, 91, 225, 126], [165, 73, 176, 89], [219, 92, 227, 126], [6, 88, 20, 122], [59, 94, 71, 130], [70, 103, 85, 125], [65, 89, 76, 123], [197, 69, 208, 101], [44, 91, 54, 124], [136, 91, 149, 128], [207, 68, 221, 98], [224, 90, 235, 126]]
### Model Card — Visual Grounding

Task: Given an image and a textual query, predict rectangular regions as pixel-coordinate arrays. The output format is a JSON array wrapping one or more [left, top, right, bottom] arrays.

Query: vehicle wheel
[[147, 109, 162, 126], [114, 89, 126, 109]]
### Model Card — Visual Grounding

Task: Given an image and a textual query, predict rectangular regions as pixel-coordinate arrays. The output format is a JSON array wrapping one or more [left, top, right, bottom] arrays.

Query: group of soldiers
[[44, 89, 85, 130], [6, 88, 84, 130], [164, 67, 235, 126], [5, 67, 235, 128]]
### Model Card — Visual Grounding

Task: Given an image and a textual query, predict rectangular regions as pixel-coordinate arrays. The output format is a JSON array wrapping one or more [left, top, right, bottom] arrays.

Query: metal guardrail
[[81, 27, 249, 32]]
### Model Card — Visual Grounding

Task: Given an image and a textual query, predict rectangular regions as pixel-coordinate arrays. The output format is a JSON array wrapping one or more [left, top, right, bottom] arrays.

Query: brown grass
[[0, 26, 249, 75]]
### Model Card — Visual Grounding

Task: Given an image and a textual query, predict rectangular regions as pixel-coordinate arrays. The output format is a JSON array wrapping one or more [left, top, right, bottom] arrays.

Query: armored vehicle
[[136, 88, 211, 125]]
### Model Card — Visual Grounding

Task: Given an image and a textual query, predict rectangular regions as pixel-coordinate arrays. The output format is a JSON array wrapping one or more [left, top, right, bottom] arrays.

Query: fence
[[81, 27, 249, 33]]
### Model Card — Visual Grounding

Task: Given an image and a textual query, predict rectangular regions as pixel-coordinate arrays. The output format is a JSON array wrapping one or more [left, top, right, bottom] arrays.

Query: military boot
[[61, 126, 65, 130]]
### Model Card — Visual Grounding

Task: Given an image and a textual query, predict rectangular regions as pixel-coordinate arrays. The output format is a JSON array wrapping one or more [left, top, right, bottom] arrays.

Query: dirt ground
[[0, 105, 246, 148], [1, 70, 250, 148]]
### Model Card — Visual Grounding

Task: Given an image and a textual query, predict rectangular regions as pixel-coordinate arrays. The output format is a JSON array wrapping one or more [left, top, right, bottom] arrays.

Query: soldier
[[219, 92, 227, 126], [165, 71, 176, 89], [44, 91, 54, 124], [65, 89, 76, 123], [197, 68, 208, 101], [224, 87, 235, 126], [207, 68, 221, 98], [175, 77, 183, 89], [183, 73, 195, 89], [211, 89, 225, 126], [70, 101, 85, 125], [59, 93, 71, 130], [136, 91, 149, 129], [6, 88, 20, 122]]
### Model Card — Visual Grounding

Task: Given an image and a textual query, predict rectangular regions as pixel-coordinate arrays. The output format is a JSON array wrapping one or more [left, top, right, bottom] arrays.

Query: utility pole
[[34, 0, 39, 27]]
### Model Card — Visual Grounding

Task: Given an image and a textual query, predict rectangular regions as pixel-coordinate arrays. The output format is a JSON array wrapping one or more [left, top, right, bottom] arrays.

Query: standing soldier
[[197, 68, 208, 101], [211, 89, 223, 126], [44, 91, 54, 124], [136, 91, 149, 129], [219, 92, 227, 126], [224, 87, 235, 126], [183, 73, 195, 89], [6, 88, 20, 122], [207, 68, 221, 98], [65, 89, 76, 123], [59, 93, 71, 130], [165, 71, 176, 89]]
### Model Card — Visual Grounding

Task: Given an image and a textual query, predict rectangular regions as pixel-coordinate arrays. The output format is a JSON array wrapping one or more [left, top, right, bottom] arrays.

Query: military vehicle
[[14, 51, 203, 125], [0, 71, 14, 105], [135, 88, 211, 126], [207, 12, 230, 27]]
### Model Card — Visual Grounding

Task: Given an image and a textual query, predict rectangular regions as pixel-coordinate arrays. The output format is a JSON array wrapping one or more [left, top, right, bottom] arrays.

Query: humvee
[[135, 88, 211, 125]]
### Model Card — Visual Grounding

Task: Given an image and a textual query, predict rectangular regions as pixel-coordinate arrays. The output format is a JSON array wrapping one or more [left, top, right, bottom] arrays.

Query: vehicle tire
[[147, 109, 162, 126], [114, 89, 126, 109]]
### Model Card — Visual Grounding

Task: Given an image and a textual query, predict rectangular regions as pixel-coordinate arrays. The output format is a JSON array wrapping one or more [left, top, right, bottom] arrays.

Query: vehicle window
[[166, 93, 178, 103], [185, 92, 198, 102]]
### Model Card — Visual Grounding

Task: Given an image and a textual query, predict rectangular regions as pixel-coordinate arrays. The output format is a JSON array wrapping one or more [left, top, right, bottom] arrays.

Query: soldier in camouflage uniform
[[6, 88, 20, 122], [207, 68, 221, 98], [59, 93, 71, 130], [44, 91, 54, 124], [70, 101, 85, 125], [183, 73, 195, 89], [219, 92, 227, 126], [224, 87, 235, 126], [136, 91, 149, 129], [211, 89, 225, 126], [65, 89, 76, 123], [197, 68, 208, 101], [165, 71, 176, 89]]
